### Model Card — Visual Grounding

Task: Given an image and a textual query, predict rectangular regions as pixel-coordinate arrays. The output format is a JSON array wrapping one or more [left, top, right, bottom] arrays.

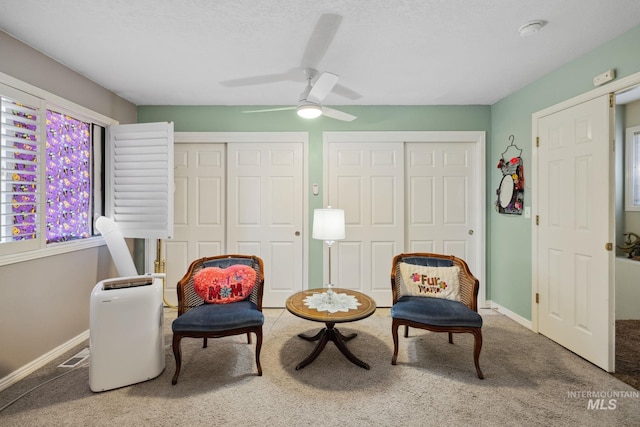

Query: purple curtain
[[45, 110, 91, 243]]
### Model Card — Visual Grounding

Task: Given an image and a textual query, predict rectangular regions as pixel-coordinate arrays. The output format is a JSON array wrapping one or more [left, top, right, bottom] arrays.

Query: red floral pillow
[[193, 264, 257, 304]]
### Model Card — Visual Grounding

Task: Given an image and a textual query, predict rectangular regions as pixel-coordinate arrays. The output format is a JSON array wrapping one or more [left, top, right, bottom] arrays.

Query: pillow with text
[[194, 264, 256, 304], [398, 263, 461, 301]]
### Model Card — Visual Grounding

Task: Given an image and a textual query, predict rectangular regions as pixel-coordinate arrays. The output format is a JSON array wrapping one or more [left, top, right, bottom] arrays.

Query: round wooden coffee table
[[285, 288, 376, 370]]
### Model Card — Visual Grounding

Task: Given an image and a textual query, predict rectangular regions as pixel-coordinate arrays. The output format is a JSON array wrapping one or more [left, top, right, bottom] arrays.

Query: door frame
[[323, 131, 487, 307], [146, 131, 310, 298], [531, 71, 640, 370]]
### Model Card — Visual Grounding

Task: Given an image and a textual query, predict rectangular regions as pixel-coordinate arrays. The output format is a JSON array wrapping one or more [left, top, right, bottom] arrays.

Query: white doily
[[303, 292, 361, 313]]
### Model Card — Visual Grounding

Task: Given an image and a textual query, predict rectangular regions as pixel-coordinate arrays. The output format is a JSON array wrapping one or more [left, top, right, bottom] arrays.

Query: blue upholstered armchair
[[390, 253, 484, 379], [171, 255, 265, 385]]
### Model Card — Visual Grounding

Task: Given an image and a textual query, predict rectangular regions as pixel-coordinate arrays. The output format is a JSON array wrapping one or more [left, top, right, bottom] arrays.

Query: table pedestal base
[[295, 322, 370, 370]]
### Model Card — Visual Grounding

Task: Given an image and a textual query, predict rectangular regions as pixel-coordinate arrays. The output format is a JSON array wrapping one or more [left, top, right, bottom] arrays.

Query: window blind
[[0, 90, 42, 253], [106, 122, 174, 239]]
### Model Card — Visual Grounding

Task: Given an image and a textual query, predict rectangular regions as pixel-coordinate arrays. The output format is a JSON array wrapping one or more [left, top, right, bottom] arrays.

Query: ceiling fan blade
[[301, 14, 342, 69], [332, 83, 362, 100], [221, 69, 299, 87], [307, 72, 339, 104], [243, 106, 296, 114], [322, 107, 357, 122]]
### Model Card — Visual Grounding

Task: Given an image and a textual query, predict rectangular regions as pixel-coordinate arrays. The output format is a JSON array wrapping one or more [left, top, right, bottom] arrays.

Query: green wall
[[137, 105, 491, 290], [489, 24, 640, 319], [138, 23, 640, 319]]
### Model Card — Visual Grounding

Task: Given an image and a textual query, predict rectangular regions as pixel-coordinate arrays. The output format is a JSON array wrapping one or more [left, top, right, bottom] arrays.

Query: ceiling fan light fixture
[[297, 103, 323, 119]]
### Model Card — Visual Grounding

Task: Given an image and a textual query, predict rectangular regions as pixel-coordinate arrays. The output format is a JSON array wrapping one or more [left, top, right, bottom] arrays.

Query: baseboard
[[487, 300, 533, 330], [0, 330, 89, 392]]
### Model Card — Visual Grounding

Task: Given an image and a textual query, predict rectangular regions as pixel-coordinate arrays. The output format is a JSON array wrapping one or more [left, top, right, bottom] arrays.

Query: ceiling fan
[[243, 68, 356, 122], [221, 14, 360, 122]]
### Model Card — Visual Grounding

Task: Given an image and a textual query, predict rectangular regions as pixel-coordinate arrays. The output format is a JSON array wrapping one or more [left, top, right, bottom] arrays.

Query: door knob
[[295, 231, 300, 236], [468, 230, 474, 235]]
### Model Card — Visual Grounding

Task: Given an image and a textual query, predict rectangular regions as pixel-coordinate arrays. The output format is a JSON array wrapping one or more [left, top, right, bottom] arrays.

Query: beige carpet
[[1, 308, 639, 427], [614, 320, 640, 390]]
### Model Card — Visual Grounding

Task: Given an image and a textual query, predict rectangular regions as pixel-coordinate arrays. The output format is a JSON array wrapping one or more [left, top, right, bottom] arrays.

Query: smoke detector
[[518, 20, 546, 38]]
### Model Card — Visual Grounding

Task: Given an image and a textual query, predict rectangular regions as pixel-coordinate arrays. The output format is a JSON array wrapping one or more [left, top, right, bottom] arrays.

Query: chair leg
[[203, 337, 208, 348], [472, 329, 484, 379], [255, 329, 263, 376], [448, 332, 454, 344], [247, 332, 252, 344], [172, 334, 183, 385], [404, 325, 409, 338], [391, 319, 400, 365]]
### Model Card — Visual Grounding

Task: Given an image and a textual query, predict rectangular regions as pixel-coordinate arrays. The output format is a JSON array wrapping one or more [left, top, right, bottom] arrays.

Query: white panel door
[[536, 95, 613, 370], [328, 142, 404, 306], [165, 143, 225, 306], [227, 142, 304, 307], [405, 142, 478, 274]]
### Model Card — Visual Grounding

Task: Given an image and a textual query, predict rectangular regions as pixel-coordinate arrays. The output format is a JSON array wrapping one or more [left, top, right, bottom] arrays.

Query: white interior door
[[164, 143, 225, 306], [227, 142, 304, 307], [536, 94, 613, 371], [327, 142, 404, 306], [405, 142, 478, 273]]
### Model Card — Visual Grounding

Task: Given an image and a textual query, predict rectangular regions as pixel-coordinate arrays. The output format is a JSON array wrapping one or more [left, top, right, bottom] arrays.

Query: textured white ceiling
[[1, 0, 640, 107]]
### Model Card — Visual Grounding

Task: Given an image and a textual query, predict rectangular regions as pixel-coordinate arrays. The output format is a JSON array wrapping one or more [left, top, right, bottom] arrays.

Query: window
[[0, 79, 111, 260], [1, 74, 172, 265], [626, 125, 640, 211]]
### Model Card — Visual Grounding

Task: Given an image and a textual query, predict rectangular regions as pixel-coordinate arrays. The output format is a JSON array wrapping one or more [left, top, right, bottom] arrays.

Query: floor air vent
[[58, 347, 90, 368]]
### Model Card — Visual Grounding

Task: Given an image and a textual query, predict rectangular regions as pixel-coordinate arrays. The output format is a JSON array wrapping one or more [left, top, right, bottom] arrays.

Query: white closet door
[[227, 142, 304, 307], [326, 131, 485, 308], [328, 142, 404, 306], [165, 143, 225, 305], [405, 142, 478, 272]]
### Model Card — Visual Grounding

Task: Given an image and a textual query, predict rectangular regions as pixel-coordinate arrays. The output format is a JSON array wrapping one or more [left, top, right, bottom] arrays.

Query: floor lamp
[[312, 207, 345, 294]]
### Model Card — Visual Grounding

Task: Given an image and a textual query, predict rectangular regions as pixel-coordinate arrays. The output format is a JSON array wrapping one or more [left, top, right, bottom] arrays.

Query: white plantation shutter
[[0, 85, 43, 255], [106, 122, 174, 239]]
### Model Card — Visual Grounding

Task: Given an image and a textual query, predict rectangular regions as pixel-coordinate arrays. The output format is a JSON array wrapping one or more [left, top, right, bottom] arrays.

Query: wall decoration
[[496, 135, 524, 215]]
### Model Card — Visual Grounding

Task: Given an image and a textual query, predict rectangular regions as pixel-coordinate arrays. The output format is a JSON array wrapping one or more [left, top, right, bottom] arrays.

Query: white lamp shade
[[312, 208, 345, 241]]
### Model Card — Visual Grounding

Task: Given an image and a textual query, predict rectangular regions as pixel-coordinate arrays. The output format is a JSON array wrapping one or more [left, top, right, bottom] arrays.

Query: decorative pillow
[[194, 264, 256, 304], [398, 263, 461, 301]]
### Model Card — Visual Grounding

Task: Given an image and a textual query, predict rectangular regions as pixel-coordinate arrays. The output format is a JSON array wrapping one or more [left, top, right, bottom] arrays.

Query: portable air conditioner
[[89, 275, 165, 392]]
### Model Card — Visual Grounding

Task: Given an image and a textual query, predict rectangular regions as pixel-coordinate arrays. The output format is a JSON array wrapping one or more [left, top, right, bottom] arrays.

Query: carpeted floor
[[613, 320, 640, 390], [0, 308, 638, 427]]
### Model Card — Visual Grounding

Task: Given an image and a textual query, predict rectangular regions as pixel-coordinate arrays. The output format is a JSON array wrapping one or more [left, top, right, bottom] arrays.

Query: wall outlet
[[593, 69, 615, 86]]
